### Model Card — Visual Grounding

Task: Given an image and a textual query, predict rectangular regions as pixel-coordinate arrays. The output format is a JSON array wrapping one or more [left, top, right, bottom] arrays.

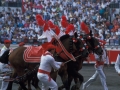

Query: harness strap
[[38, 69, 51, 81], [69, 36, 73, 53]]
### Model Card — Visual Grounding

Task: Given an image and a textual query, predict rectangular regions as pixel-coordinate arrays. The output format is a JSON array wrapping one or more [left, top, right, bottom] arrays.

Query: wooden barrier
[[84, 50, 120, 64]]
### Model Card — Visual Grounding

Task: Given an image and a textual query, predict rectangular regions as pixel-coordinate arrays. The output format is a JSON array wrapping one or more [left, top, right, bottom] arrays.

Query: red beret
[[46, 44, 56, 51], [4, 40, 11, 44], [19, 42, 25, 46]]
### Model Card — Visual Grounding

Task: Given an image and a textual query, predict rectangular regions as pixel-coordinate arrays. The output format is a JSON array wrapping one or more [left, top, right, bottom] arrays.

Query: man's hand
[[99, 55, 102, 60]]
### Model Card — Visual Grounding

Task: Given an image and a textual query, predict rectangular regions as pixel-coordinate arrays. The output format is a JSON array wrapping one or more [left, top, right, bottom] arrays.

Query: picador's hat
[[4, 40, 11, 44]]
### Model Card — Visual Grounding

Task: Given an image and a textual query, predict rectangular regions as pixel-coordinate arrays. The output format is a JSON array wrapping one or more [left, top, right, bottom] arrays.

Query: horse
[[49, 32, 89, 90], [51, 34, 89, 90], [82, 30, 103, 55], [59, 31, 104, 90], [6, 34, 83, 90]]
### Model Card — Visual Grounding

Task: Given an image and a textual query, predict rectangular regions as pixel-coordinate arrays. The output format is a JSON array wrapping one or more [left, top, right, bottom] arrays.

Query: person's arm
[[94, 53, 101, 61], [49, 56, 62, 70], [104, 49, 110, 65], [115, 54, 120, 75], [105, 56, 110, 65]]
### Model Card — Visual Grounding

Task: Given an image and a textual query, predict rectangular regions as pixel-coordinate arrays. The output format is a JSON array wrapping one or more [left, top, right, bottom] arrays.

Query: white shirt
[[90, 23, 96, 28], [73, 2, 77, 7], [99, 33, 104, 40], [115, 54, 120, 73], [39, 51, 62, 72], [94, 48, 109, 64], [0, 46, 8, 57], [35, 27, 40, 33]]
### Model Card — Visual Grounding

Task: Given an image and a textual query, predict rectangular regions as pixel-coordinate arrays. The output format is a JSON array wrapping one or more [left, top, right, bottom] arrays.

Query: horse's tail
[[0, 49, 10, 64]]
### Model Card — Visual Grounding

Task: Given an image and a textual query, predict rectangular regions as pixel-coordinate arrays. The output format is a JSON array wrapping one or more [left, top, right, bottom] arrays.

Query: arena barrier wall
[[0, 44, 119, 64], [84, 49, 120, 64]]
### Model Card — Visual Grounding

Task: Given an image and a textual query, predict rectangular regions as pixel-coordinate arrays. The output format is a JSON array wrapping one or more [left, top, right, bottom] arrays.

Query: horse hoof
[[58, 87, 63, 90], [36, 87, 41, 90], [71, 85, 80, 90]]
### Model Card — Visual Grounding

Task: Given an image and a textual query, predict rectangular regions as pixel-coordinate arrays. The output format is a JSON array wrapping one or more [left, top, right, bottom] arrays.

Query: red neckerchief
[[43, 51, 53, 57]]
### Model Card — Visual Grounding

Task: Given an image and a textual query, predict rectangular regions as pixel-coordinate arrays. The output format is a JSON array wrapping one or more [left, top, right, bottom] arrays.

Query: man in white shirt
[[37, 44, 64, 90], [82, 46, 109, 90], [115, 54, 120, 75]]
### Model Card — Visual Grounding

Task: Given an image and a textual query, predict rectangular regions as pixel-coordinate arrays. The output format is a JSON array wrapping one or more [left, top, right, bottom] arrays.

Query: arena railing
[[0, 1, 22, 7]]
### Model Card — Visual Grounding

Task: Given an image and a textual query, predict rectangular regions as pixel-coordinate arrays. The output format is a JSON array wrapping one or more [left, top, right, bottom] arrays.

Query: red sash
[[38, 69, 51, 81], [95, 61, 104, 68]]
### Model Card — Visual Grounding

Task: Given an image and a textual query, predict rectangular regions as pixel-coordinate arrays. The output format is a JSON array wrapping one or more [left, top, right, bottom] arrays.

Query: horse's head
[[82, 34, 103, 55], [75, 38, 89, 57], [73, 32, 89, 58], [60, 34, 77, 53]]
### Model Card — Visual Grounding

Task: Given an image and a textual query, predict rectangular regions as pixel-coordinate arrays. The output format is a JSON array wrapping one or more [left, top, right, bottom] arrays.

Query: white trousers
[[83, 65, 108, 90], [0, 63, 11, 90], [37, 73, 58, 90]]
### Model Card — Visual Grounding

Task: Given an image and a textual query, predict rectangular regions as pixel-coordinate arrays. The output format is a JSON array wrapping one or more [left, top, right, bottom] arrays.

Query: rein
[[64, 54, 82, 64], [51, 36, 76, 61]]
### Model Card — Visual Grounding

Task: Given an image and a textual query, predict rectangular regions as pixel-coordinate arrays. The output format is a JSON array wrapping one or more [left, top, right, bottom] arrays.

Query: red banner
[[22, 0, 25, 13], [84, 50, 120, 64]]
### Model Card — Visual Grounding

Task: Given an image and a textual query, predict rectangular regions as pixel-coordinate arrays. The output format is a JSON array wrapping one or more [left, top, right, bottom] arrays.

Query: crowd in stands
[[0, 0, 120, 46]]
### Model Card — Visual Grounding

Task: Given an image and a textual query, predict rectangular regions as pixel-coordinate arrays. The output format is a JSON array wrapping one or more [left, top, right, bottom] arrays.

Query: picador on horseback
[[37, 44, 64, 90]]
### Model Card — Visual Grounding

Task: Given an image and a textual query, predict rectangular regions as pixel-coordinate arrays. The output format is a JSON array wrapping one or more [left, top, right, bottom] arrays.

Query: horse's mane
[[60, 34, 70, 41], [87, 37, 94, 47], [86, 37, 100, 51]]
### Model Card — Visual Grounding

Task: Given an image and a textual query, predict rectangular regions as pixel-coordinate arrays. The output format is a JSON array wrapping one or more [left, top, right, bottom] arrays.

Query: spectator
[[0, 0, 119, 47]]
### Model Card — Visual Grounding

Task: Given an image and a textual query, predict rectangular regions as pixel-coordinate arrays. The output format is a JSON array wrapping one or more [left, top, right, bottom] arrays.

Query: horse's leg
[[75, 72, 84, 85], [67, 75, 74, 90], [73, 77, 79, 84], [6, 70, 18, 90], [58, 75, 73, 90], [27, 78, 32, 90], [31, 74, 41, 90], [18, 81, 27, 90], [17, 70, 32, 90], [58, 65, 69, 90], [71, 71, 84, 90], [17, 70, 28, 90]]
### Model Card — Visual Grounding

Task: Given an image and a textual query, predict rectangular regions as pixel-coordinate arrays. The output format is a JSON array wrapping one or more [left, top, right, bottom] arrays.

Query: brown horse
[[7, 34, 79, 90]]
